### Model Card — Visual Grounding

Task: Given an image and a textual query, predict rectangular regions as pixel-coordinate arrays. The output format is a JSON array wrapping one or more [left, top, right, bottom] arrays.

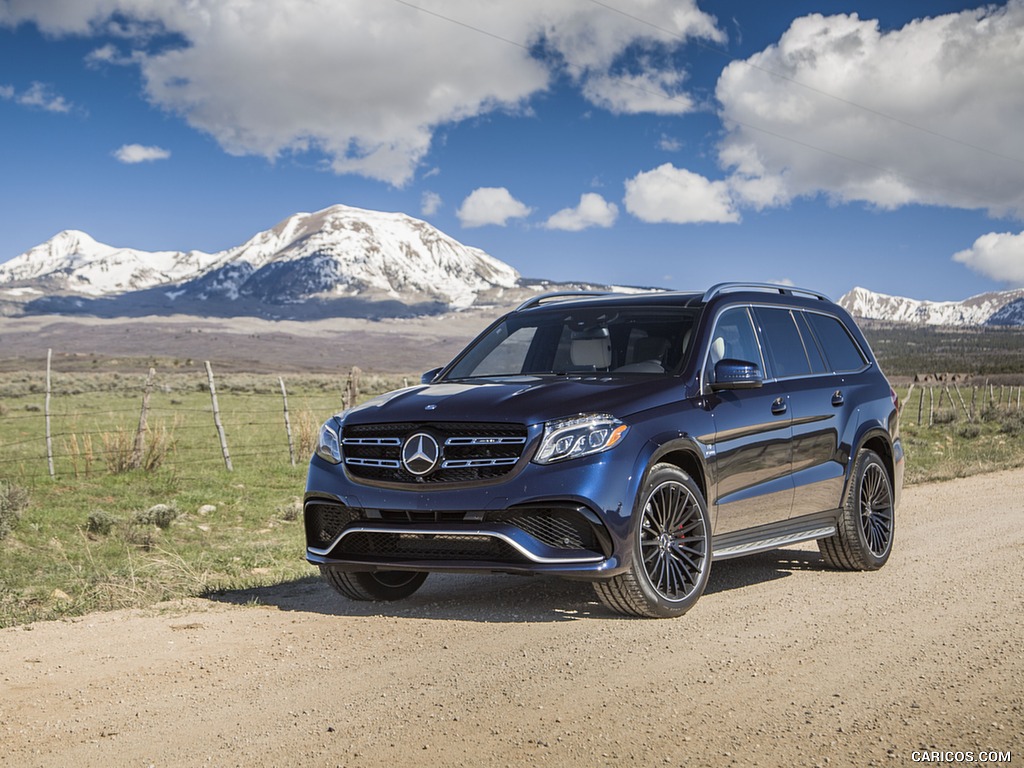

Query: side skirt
[[712, 510, 841, 561]]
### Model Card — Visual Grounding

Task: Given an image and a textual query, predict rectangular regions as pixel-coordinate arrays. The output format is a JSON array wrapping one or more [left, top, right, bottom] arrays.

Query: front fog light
[[315, 422, 342, 464], [534, 414, 628, 464]]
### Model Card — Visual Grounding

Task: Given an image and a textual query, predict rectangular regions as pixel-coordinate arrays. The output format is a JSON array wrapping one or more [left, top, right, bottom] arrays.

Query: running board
[[711, 511, 839, 561]]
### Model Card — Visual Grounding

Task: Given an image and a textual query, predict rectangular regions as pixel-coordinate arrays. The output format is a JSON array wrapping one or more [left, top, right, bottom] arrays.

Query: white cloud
[[1, 82, 73, 112], [658, 134, 682, 152], [545, 193, 618, 231], [624, 163, 739, 224], [421, 191, 442, 216], [717, 3, 1024, 217], [113, 143, 171, 163], [457, 187, 532, 228], [953, 232, 1024, 286], [583, 70, 693, 115], [0, 1, 722, 185]]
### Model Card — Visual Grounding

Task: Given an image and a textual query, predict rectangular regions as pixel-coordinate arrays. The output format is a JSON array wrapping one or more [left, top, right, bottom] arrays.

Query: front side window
[[704, 306, 762, 385]]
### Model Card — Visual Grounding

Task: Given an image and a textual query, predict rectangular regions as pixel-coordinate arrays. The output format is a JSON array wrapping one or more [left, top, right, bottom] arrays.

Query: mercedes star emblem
[[401, 432, 441, 476]]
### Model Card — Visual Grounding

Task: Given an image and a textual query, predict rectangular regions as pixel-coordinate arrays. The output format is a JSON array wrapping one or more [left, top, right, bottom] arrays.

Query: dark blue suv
[[305, 283, 904, 618]]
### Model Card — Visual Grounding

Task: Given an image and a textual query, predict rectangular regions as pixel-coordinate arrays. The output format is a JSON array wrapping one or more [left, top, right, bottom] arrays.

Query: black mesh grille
[[487, 507, 600, 552], [305, 502, 360, 549], [335, 532, 527, 563], [342, 422, 528, 485]]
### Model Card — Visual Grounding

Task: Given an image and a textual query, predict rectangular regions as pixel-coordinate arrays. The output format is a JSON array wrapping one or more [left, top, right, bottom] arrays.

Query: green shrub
[[133, 503, 179, 529], [955, 423, 982, 440], [0, 480, 29, 539], [86, 510, 117, 536]]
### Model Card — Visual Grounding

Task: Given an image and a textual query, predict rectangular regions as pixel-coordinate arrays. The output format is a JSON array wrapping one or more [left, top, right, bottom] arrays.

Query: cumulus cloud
[[0, 1, 722, 186], [583, 70, 693, 115], [420, 191, 442, 216], [545, 193, 618, 231], [113, 143, 171, 163], [953, 232, 1024, 286], [624, 164, 738, 224], [457, 187, 532, 228], [1, 81, 73, 112], [717, 2, 1024, 217]]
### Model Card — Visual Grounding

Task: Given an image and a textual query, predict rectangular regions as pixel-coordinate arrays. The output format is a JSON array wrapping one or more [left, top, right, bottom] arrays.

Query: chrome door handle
[[832, 390, 844, 407], [771, 397, 787, 415]]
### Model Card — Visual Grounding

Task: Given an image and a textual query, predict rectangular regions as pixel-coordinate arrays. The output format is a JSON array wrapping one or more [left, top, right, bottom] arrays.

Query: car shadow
[[206, 546, 830, 624]]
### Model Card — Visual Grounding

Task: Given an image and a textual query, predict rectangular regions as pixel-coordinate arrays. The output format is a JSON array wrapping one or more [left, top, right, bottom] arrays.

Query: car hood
[[341, 376, 688, 427]]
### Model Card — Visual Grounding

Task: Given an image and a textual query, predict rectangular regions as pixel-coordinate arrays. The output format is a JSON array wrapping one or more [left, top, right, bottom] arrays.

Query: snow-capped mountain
[[840, 286, 1024, 327], [0, 205, 520, 316], [0, 230, 221, 296]]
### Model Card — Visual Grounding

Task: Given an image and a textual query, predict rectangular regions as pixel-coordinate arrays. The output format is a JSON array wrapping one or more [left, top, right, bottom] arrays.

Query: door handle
[[771, 397, 787, 415], [832, 390, 844, 407]]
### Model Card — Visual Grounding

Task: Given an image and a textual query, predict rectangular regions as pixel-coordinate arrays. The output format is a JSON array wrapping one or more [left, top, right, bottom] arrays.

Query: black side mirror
[[711, 359, 763, 391], [421, 367, 443, 385]]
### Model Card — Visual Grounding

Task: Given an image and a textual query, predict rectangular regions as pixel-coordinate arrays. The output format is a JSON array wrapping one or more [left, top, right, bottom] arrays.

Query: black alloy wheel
[[594, 464, 711, 618]]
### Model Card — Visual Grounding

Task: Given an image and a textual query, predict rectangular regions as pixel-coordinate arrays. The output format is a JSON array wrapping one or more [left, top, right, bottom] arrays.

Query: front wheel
[[593, 464, 711, 618], [320, 567, 428, 601], [818, 449, 894, 570]]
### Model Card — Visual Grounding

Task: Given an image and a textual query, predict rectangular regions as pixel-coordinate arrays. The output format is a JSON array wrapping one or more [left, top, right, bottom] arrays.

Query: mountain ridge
[[839, 286, 1024, 327], [0, 205, 525, 318]]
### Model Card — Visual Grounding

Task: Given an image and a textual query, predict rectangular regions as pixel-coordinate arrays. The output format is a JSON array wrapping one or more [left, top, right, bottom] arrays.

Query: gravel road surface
[[2, 469, 1021, 767]]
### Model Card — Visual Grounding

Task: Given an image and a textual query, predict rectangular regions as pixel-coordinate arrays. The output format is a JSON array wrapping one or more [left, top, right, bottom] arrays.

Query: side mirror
[[711, 359, 763, 391], [421, 367, 443, 385]]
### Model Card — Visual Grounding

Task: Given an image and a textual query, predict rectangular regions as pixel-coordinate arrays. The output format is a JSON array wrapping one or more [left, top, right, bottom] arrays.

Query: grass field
[[2, 321, 1024, 628], [0, 368, 406, 627]]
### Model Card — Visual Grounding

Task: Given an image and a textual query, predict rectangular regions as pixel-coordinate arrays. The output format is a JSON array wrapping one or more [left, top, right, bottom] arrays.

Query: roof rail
[[515, 290, 616, 311], [701, 282, 831, 303]]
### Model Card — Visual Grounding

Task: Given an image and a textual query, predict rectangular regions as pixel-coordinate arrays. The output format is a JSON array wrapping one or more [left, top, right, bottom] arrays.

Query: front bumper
[[303, 445, 644, 578]]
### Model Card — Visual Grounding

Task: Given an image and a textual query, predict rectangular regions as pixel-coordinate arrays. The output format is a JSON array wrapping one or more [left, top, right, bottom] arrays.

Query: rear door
[[753, 307, 852, 518]]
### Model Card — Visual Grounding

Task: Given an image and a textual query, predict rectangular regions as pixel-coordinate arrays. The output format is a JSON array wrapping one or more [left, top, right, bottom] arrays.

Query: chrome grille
[[341, 422, 528, 485]]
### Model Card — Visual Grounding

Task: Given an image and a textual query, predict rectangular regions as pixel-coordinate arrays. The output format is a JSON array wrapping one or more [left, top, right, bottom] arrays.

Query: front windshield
[[445, 306, 698, 379]]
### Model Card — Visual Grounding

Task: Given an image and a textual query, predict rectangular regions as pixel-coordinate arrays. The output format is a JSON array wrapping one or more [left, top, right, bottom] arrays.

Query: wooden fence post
[[917, 386, 924, 426], [130, 367, 156, 470], [280, 376, 295, 467], [953, 382, 972, 422], [45, 348, 54, 479], [928, 386, 935, 427], [204, 361, 233, 472]]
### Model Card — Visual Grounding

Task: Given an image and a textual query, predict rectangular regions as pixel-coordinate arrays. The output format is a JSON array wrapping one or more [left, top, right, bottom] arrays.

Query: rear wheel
[[320, 567, 428, 601], [819, 449, 894, 570], [594, 464, 711, 618]]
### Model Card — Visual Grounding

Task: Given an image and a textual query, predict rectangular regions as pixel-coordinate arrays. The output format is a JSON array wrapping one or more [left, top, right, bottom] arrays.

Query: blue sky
[[2, 0, 1023, 302]]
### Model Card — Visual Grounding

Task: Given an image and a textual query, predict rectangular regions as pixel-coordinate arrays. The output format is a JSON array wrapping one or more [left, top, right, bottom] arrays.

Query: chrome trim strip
[[342, 437, 402, 446], [441, 457, 519, 469], [344, 457, 401, 468], [712, 526, 836, 560], [445, 436, 527, 446], [308, 524, 604, 564]]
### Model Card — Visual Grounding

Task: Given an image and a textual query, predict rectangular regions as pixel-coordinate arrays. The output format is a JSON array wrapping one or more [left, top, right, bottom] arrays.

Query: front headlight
[[534, 414, 629, 465], [315, 421, 342, 464]]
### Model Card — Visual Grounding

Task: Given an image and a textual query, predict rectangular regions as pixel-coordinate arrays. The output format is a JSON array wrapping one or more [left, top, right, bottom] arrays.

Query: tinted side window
[[705, 306, 762, 385], [755, 308, 811, 378], [795, 311, 828, 375], [805, 312, 867, 372]]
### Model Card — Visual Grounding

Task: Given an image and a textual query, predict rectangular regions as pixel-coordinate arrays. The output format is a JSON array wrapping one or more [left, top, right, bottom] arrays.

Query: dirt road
[[2, 470, 1021, 768]]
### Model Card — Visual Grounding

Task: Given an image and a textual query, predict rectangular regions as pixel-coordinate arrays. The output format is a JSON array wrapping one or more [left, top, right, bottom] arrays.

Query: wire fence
[[0, 354, 413, 485]]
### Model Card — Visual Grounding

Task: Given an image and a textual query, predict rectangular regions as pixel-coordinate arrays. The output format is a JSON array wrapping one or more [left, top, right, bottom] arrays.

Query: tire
[[320, 567, 428, 601], [593, 464, 711, 618], [819, 449, 894, 570]]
